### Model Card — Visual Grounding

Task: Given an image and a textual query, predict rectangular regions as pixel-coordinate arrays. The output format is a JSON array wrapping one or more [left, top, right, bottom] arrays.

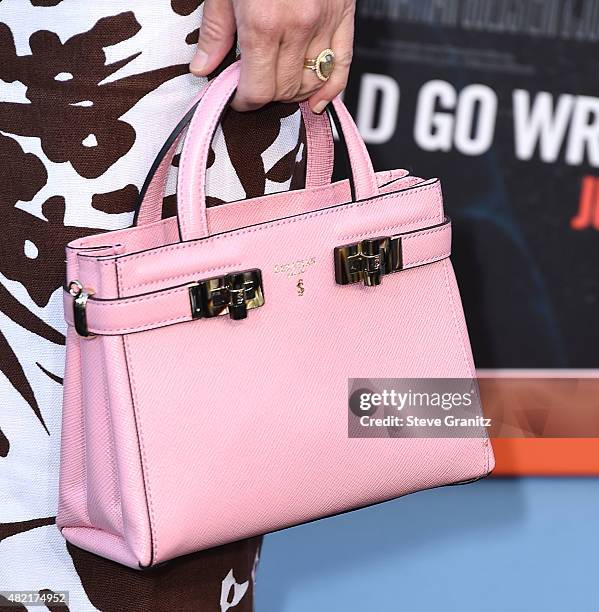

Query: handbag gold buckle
[[334, 237, 402, 286], [68, 280, 95, 338], [188, 269, 264, 320]]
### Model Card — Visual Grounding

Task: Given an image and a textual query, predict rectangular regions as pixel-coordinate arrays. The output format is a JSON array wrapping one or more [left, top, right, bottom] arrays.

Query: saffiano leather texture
[[57, 61, 494, 568]]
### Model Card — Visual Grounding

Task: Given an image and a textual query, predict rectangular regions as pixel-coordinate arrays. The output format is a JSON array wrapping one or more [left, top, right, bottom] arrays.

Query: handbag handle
[[134, 88, 334, 226], [176, 61, 379, 241]]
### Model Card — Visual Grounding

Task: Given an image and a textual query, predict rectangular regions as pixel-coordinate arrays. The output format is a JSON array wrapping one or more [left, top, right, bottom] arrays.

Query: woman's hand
[[190, 0, 355, 113]]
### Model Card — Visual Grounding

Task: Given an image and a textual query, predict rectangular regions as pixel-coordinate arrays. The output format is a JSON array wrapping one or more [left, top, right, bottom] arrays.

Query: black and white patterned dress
[[0, 1, 306, 609]]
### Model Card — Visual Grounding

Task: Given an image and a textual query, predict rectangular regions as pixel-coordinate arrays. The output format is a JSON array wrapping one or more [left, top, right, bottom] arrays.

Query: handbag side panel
[[58, 251, 153, 568]]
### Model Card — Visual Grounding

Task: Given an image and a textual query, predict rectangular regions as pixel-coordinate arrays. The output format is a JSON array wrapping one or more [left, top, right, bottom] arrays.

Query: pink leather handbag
[[57, 61, 494, 568]]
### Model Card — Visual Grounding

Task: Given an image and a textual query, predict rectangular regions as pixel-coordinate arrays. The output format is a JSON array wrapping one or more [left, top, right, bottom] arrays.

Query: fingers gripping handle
[[177, 61, 379, 241]]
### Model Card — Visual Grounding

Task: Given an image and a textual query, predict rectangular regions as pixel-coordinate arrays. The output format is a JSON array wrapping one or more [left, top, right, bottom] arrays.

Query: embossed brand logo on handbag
[[274, 257, 316, 277]]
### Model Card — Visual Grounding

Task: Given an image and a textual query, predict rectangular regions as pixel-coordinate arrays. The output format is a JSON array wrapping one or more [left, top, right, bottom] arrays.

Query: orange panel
[[492, 439, 599, 475]]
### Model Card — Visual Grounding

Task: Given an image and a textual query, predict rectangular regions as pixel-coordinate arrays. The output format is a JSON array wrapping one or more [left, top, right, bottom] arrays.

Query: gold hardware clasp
[[68, 280, 95, 337], [334, 236, 403, 286], [189, 269, 264, 320]]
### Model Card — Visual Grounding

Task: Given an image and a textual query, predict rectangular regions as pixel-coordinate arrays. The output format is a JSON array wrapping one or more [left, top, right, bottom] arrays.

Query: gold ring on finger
[[304, 48, 335, 82]]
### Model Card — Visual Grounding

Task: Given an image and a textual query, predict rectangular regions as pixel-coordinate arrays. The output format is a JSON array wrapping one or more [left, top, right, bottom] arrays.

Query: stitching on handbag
[[121, 218, 446, 293], [62, 524, 126, 541], [409, 252, 451, 267], [178, 88, 203, 239], [88, 256, 452, 335], [174, 151, 346, 224], [116, 258, 124, 300], [119, 262, 157, 565], [123, 334, 158, 564], [77, 178, 437, 260], [179, 72, 236, 240], [81, 170, 428, 275], [401, 225, 450, 259], [440, 259, 490, 475], [95, 315, 190, 335], [123, 263, 242, 293], [78, 223, 449, 334], [95, 286, 188, 308], [191, 173, 349, 214], [75, 334, 92, 529], [99, 344, 123, 534], [300, 103, 334, 188], [117, 183, 442, 268], [402, 225, 448, 241], [129, 175, 349, 253], [148, 183, 439, 260], [378, 171, 412, 190], [69, 258, 92, 530], [341, 213, 443, 241], [112, 258, 193, 331], [89, 256, 122, 532], [96, 226, 447, 311], [441, 260, 473, 378]]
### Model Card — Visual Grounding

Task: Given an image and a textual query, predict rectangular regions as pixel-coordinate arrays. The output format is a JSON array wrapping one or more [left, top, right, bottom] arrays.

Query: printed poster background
[[346, 0, 599, 472]]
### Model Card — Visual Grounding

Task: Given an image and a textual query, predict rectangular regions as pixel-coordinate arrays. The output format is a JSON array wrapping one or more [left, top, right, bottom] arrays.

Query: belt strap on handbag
[[65, 219, 452, 337]]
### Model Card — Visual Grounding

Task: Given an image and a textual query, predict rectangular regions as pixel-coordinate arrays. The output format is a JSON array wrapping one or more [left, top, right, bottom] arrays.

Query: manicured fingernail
[[190, 50, 208, 75], [312, 100, 329, 114]]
